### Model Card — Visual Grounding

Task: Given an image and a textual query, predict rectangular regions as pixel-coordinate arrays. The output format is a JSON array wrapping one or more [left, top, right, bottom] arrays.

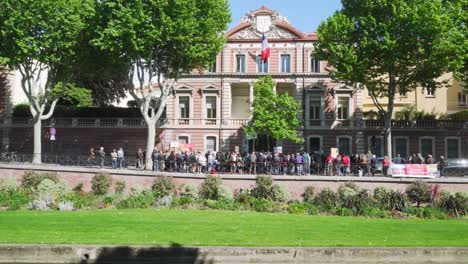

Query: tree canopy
[[92, 0, 231, 169], [246, 76, 303, 147], [314, 0, 465, 157]]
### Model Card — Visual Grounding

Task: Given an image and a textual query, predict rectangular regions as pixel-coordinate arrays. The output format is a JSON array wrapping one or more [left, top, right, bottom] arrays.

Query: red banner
[[405, 164, 428, 175]]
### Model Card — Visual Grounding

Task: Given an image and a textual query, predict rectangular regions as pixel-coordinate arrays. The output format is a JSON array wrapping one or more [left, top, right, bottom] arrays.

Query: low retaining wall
[[0, 244, 467, 264], [1, 164, 467, 199]]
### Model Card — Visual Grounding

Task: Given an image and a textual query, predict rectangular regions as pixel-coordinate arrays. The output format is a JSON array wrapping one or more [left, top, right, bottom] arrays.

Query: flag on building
[[261, 33, 270, 62]]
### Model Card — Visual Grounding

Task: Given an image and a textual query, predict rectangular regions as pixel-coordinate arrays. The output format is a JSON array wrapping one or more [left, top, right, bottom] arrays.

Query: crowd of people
[[87, 147, 447, 176]]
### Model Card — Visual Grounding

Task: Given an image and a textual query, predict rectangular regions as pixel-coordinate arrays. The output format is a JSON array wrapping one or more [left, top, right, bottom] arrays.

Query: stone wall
[[1, 164, 467, 199], [0, 244, 467, 264]]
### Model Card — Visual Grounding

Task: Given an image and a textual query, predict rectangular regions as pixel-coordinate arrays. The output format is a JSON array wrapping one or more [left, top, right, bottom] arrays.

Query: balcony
[[364, 119, 466, 130]]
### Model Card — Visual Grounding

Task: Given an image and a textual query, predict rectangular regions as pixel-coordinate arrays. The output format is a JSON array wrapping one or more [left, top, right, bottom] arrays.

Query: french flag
[[261, 33, 270, 62]]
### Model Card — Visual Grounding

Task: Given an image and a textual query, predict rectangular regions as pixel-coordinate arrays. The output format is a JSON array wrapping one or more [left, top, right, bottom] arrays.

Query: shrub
[[287, 201, 308, 214], [234, 188, 251, 204], [0, 188, 31, 210], [271, 184, 291, 203], [152, 176, 175, 199], [72, 182, 84, 193], [91, 173, 112, 195], [341, 189, 373, 215], [0, 179, 18, 191], [155, 196, 173, 207], [218, 186, 233, 201], [114, 181, 126, 195], [362, 207, 391, 218], [61, 193, 98, 210], [343, 182, 359, 192], [174, 196, 195, 207], [203, 199, 239, 211], [303, 186, 315, 203], [117, 191, 154, 209], [36, 179, 69, 198], [338, 186, 357, 202], [406, 181, 431, 207], [438, 192, 467, 217], [199, 175, 224, 200], [29, 194, 55, 211], [58, 201, 74, 211], [374, 187, 409, 211], [130, 185, 152, 196], [249, 198, 283, 213], [251, 176, 275, 200], [313, 187, 338, 211], [21, 171, 59, 191], [403, 207, 448, 219], [178, 184, 199, 199], [335, 207, 354, 216]]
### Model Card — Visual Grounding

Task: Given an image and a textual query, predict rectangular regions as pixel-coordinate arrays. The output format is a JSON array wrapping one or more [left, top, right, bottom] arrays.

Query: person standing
[[303, 152, 311, 175], [335, 155, 343, 176], [342, 154, 350, 176], [152, 147, 160, 172], [296, 153, 304, 176], [98, 147, 105, 169], [382, 156, 391, 176], [88, 147, 96, 167], [111, 149, 118, 169], [117, 147, 125, 169], [249, 152, 257, 174], [325, 154, 334, 176], [137, 148, 144, 170]]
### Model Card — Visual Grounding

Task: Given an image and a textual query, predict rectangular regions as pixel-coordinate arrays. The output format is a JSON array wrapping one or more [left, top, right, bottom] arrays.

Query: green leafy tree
[[0, 0, 93, 163], [314, 0, 465, 159], [93, 0, 231, 169], [48, 83, 93, 108], [246, 76, 303, 151]]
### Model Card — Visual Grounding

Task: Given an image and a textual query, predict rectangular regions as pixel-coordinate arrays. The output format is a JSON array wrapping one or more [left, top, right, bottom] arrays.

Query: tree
[[0, 0, 93, 163], [314, 0, 465, 159], [93, 0, 231, 169], [48, 83, 93, 108], [245, 76, 303, 151]]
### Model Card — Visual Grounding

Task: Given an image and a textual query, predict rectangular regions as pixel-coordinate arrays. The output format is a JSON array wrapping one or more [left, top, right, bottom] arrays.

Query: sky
[[228, 0, 342, 33]]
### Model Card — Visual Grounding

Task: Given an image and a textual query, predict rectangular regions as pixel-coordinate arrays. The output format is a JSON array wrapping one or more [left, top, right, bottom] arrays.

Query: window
[[394, 138, 408, 159], [399, 91, 407, 97], [425, 87, 435, 97], [309, 94, 321, 126], [206, 96, 217, 119], [280, 54, 291, 73], [458, 92, 467, 106], [179, 96, 190, 119], [256, 55, 269, 73], [337, 137, 352, 155], [337, 97, 349, 120], [420, 138, 434, 157], [178, 136, 189, 144], [236, 54, 246, 73], [446, 138, 460, 159], [308, 137, 321, 153], [206, 136, 217, 152], [311, 56, 320, 73]]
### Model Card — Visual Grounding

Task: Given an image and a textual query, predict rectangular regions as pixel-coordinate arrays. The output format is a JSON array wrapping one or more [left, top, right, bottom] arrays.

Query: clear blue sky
[[228, 0, 342, 33]]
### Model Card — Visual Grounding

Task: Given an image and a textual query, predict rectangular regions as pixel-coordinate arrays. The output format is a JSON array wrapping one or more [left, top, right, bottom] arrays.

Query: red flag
[[261, 33, 270, 62]]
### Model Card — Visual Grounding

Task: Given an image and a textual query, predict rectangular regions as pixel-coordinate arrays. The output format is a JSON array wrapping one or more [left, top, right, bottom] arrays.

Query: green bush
[[114, 181, 126, 195], [178, 184, 199, 199], [438, 192, 467, 217], [446, 110, 468, 121], [91, 173, 112, 195], [335, 207, 354, 216], [21, 171, 59, 191], [234, 188, 251, 204], [61, 193, 98, 210], [0, 179, 18, 191], [36, 179, 69, 199], [338, 186, 358, 202], [117, 191, 154, 209], [287, 201, 308, 214], [0, 188, 31, 210], [251, 175, 275, 200], [341, 189, 373, 215], [203, 199, 240, 211], [313, 187, 338, 211], [303, 186, 315, 203], [152, 176, 175, 199], [199, 175, 226, 200], [403, 207, 448, 219], [406, 181, 431, 207], [249, 198, 283, 213], [374, 187, 409, 211], [72, 182, 84, 193], [271, 184, 291, 203], [362, 207, 391, 218], [173, 196, 195, 207]]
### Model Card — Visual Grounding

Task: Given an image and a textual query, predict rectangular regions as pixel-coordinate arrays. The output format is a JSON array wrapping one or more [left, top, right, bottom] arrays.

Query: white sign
[[50, 127, 56, 136], [50, 135, 56, 141], [256, 15, 272, 33]]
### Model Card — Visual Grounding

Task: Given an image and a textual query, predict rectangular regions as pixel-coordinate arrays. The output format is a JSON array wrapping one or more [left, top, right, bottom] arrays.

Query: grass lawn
[[0, 209, 467, 247]]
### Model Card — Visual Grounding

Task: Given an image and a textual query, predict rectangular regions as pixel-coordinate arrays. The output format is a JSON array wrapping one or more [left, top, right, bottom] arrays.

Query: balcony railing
[[8, 117, 466, 130]]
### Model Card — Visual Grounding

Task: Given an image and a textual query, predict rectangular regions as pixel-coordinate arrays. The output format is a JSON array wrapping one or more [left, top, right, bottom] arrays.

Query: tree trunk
[[145, 121, 156, 170], [33, 119, 42, 164], [267, 134, 270, 152], [384, 112, 392, 160]]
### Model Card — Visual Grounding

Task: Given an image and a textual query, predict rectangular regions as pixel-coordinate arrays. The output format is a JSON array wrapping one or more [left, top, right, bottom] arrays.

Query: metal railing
[[1, 154, 466, 177]]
